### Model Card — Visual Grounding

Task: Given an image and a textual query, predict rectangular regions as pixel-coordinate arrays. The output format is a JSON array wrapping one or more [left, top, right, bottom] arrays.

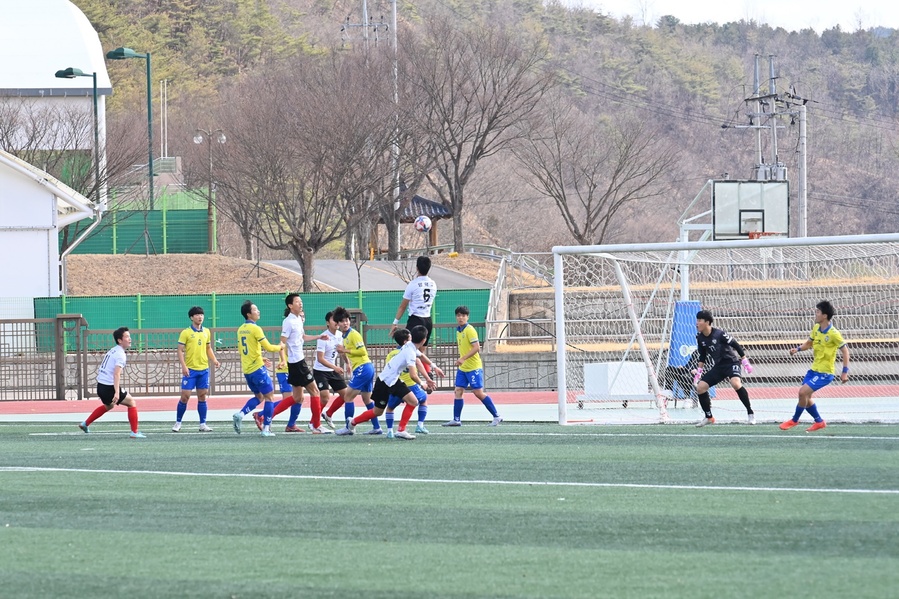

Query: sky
[[570, 0, 899, 33]]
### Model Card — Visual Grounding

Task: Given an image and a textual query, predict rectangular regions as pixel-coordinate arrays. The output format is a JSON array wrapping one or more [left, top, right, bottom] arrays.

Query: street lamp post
[[54, 67, 99, 204], [193, 129, 226, 253], [105, 47, 154, 209]]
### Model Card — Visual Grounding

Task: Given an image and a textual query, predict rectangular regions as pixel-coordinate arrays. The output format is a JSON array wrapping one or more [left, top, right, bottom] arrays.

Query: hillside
[[33, 2, 899, 252]]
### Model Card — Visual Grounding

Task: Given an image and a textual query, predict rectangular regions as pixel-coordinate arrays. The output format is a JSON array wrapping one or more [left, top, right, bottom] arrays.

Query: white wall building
[[0, 0, 110, 315]]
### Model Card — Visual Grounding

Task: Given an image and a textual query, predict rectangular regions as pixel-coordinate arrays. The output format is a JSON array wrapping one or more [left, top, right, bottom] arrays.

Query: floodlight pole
[[106, 48, 153, 210], [54, 68, 100, 204]]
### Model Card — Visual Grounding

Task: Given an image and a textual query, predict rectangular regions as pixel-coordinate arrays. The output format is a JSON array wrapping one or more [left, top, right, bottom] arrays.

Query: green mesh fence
[[34, 289, 490, 351], [62, 210, 209, 254]]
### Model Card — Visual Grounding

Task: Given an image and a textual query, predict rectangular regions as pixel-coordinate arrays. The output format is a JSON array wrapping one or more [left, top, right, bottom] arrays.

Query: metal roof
[[0, 148, 97, 227]]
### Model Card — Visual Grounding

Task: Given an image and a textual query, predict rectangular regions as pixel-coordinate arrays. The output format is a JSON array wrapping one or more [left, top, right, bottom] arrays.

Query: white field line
[[1, 466, 897, 495], [17, 426, 899, 441]]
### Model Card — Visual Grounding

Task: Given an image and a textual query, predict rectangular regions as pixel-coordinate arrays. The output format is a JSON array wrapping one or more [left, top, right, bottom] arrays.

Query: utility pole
[[340, 0, 399, 258], [731, 54, 810, 237]]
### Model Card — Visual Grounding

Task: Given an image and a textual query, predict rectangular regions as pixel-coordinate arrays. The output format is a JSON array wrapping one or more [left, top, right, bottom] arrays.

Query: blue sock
[[287, 403, 302, 427], [385, 412, 394, 430], [263, 401, 274, 427], [480, 395, 498, 417], [453, 398, 464, 421], [271, 399, 281, 412], [806, 404, 823, 422], [241, 397, 260, 415], [791, 405, 805, 422], [176, 401, 187, 422], [418, 402, 428, 424], [367, 401, 381, 430], [197, 401, 208, 424], [344, 401, 355, 423]]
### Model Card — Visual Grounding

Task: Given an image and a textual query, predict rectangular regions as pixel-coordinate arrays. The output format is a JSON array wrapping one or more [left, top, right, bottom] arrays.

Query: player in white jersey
[[312, 310, 349, 428], [390, 256, 437, 352], [336, 326, 443, 440], [78, 327, 145, 438]]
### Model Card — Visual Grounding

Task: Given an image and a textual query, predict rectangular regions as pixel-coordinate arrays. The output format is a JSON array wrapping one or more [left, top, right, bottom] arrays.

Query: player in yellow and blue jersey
[[231, 300, 283, 436], [327, 306, 383, 433], [442, 306, 502, 427], [781, 300, 850, 432], [173, 306, 220, 432]]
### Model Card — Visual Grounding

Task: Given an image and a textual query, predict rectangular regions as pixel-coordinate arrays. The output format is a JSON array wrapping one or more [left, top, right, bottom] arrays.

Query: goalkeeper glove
[[741, 357, 753, 374], [692, 367, 703, 384]]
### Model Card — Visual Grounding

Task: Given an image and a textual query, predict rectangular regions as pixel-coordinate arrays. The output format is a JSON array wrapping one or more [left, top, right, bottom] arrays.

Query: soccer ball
[[413, 215, 432, 233]]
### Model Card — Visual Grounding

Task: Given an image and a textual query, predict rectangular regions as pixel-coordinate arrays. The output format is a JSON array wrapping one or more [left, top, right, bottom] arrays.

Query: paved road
[[266, 259, 490, 291]]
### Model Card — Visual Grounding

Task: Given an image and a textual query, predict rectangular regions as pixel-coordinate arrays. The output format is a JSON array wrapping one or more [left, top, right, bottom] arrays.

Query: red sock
[[398, 403, 415, 432], [127, 406, 139, 433], [273, 395, 295, 416], [422, 362, 432, 376], [85, 405, 107, 426], [310, 395, 322, 427], [326, 397, 345, 418], [353, 408, 375, 426]]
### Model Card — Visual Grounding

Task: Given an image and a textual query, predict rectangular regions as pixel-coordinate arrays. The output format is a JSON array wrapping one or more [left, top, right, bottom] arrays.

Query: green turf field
[[1, 422, 897, 598]]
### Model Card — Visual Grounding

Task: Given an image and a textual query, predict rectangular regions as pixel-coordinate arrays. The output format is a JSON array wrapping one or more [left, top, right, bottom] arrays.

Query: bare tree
[[401, 14, 557, 253], [513, 98, 676, 245], [0, 99, 148, 252], [215, 52, 398, 290]]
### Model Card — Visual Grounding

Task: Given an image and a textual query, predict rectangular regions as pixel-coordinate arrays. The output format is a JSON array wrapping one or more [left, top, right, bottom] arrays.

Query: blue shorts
[[244, 366, 274, 396], [276, 372, 291, 394], [387, 383, 427, 409], [349, 362, 375, 393], [455, 368, 484, 390], [181, 368, 210, 391], [802, 370, 835, 392]]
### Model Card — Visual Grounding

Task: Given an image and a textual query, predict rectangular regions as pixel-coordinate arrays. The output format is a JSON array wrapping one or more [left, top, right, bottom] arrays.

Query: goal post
[[554, 233, 899, 425]]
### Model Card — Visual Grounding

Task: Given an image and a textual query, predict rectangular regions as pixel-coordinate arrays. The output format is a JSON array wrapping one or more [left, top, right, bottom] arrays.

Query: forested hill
[[72, 0, 899, 249]]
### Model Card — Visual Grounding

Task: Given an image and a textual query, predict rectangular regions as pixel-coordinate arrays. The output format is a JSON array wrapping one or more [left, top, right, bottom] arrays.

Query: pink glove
[[741, 357, 753, 374], [692, 367, 703, 384]]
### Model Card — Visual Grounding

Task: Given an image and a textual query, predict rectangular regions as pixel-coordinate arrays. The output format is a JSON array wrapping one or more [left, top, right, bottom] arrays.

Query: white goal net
[[553, 234, 899, 425]]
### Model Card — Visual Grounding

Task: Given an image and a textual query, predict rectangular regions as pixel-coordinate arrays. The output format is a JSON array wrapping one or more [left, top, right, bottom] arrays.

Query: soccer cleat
[[335, 426, 354, 436], [260, 430, 276, 437], [441, 420, 462, 427], [748, 413, 756, 425], [78, 422, 90, 434], [779, 419, 799, 430], [489, 416, 503, 427], [414, 424, 430, 434], [130, 431, 147, 439], [253, 412, 264, 431], [320, 411, 334, 430], [309, 427, 333, 434], [284, 425, 305, 433], [171, 421, 182, 432], [386, 429, 396, 439], [806, 420, 827, 432], [695, 417, 715, 427], [395, 430, 416, 440], [232, 412, 242, 434], [198, 423, 213, 432], [365, 428, 383, 435]]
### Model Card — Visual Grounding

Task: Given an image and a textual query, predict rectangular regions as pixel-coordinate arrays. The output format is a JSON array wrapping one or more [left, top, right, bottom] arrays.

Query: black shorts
[[700, 362, 742, 387], [287, 360, 315, 388], [371, 378, 411, 409], [314, 369, 347, 392], [406, 315, 433, 346], [97, 383, 128, 406]]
